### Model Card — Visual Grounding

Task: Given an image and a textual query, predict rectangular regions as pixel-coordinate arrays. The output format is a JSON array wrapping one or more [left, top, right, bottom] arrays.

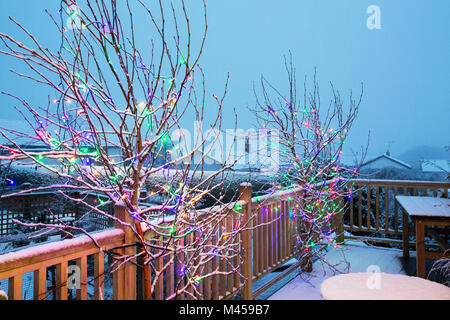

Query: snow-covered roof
[[421, 160, 450, 173], [189, 150, 223, 165], [360, 154, 412, 169]]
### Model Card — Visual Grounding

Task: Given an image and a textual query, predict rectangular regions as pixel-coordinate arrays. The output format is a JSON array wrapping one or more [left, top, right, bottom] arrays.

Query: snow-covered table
[[396, 196, 450, 278], [320, 272, 450, 300]]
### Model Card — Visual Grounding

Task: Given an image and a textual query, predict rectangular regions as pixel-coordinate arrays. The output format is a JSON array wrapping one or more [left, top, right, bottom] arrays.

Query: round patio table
[[320, 272, 450, 300]]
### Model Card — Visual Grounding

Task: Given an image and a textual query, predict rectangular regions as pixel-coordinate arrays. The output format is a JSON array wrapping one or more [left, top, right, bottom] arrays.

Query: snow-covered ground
[[267, 240, 411, 300]]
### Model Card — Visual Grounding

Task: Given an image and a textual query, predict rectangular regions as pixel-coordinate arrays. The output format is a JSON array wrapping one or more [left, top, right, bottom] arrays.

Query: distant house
[[178, 149, 224, 171], [0, 144, 51, 156], [421, 160, 450, 173], [360, 151, 412, 171]]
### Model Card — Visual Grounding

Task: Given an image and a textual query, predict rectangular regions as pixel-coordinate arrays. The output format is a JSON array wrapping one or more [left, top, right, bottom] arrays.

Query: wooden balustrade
[[0, 200, 137, 301], [0, 182, 300, 300], [344, 179, 450, 246], [3, 178, 417, 300], [248, 187, 309, 299], [0, 228, 125, 300]]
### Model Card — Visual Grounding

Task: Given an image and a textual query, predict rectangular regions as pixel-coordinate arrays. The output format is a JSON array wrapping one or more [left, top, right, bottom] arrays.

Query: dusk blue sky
[[0, 1, 449, 162]]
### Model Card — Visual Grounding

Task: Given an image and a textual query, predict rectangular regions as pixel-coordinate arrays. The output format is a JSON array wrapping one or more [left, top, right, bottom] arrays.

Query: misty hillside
[[396, 145, 449, 169]]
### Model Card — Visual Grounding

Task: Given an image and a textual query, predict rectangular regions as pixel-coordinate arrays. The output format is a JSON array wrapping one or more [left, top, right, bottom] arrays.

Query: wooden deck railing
[[0, 182, 319, 300], [1, 178, 446, 300], [248, 185, 307, 298], [0, 228, 127, 300], [141, 195, 246, 300], [4, 178, 446, 300], [344, 179, 450, 247]]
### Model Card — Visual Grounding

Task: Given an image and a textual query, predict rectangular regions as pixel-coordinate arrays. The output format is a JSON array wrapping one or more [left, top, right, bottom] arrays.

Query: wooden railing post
[[114, 203, 136, 300], [240, 183, 253, 300], [8, 275, 22, 300], [402, 208, 410, 259]]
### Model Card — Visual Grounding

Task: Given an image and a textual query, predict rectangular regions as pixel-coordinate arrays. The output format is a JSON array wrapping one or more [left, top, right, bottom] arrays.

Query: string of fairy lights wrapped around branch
[[250, 55, 365, 272], [0, 0, 247, 300]]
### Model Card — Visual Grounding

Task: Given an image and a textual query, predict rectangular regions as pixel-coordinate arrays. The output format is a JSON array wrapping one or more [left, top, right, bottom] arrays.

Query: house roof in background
[[190, 150, 223, 165], [421, 160, 450, 173], [360, 154, 412, 169]]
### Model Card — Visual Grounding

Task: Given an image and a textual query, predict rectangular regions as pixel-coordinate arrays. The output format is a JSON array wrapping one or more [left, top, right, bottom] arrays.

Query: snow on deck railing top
[[250, 179, 342, 204], [351, 179, 450, 188], [0, 229, 124, 278]]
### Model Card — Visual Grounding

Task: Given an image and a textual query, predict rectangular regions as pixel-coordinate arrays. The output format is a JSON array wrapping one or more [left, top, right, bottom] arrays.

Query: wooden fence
[[2, 179, 448, 300], [343, 179, 450, 247], [0, 192, 113, 236], [0, 228, 126, 300], [135, 183, 309, 300], [1, 182, 326, 300]]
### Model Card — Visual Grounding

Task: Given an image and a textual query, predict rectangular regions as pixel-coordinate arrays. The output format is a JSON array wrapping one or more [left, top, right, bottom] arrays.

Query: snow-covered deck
[[266, 241, 416, 300]]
